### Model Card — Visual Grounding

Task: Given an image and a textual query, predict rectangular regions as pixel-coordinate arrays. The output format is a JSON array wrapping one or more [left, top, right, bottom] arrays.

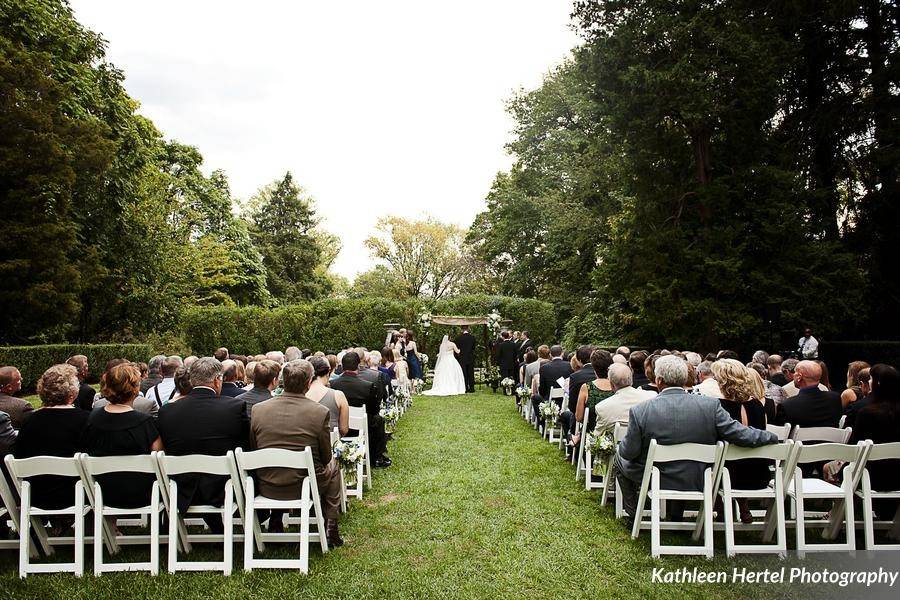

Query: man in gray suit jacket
[[615, 355, 778, 521]]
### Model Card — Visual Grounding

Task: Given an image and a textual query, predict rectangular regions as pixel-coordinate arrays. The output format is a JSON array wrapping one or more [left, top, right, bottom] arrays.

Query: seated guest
[[244, 361, 258, 386], [843, 365, 878, 429], [66, 354, 96, 411], [145, 355, 182, 408], [615, 346, 630, 360], [751, 350, 769, 366], [640, 354, 661, 393], [0, 366, 33, 428], [748, 362, 785, 412], [171, 366, 192, 401], [82, 363, 162, 508], [774, 360, 841, 427], [183, 355, 199, 369], [563, 349, 615, 447], [331, 351, 391, 467], [615, 356, 777, 522], [157, 358, 248, 528], [213, 347, 229, 361], [13, 365, 89, 509], [356, 349, 388, 405], [237, 359, 280, 414], [566, 346, 597, 427], [219, 360, 244, 397], [265, 351, 285, 365], [533, 345, 573, 425], [767, 355, 787, 386], [840, 361, 871, 409], [848, 364, 900, 519], [521, 349, 539, 390], [0, 411, 15, 456], [307, 356, 350, 436], [326, 354, 340, 381], [692, 361, 724, 398], [284, 346, 303, 362], [712, 359, 771, 523], [781, 358, 827, 397], [92, 359, 158, 416], [250, 359, 344, 545], [141, 355, 167, 394], [233, 360, 246, 387], [629, 351, 649, 389], [593, 363, 654, 435]]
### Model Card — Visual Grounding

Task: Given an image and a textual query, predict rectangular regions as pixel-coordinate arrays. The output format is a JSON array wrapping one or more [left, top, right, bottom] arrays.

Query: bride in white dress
[[423, 335, 466, 396]]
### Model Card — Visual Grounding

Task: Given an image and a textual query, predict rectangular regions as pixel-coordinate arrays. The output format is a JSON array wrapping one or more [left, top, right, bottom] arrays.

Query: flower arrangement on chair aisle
[[333, 438, 366, 487], [380, 404, 401, 433], [538, 399, 560, 423], [410, 378, 425, 396], [514, 385, 530, 405], [393, 384, 411, 407], [500, 377, 515, 395], [585, 432, 616, 477]]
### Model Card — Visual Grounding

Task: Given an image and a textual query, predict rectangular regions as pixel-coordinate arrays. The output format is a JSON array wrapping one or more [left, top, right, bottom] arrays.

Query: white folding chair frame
[[850, 441, 900, 550]]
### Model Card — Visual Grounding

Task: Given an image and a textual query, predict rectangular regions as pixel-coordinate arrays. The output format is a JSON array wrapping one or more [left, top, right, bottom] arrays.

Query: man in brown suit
[[250, 359, 344, 547], [0, 367, 33, 428]]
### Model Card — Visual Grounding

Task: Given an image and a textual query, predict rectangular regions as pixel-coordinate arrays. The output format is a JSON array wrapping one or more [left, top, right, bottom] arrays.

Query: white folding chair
[[155, 451, 244, 574], [235, 447, 329, 573], [575, 411, 589, 481], [766, 422, 792, 441], [3, 455, 87, 577], [345, 407, 370, 499], [776, 441, 868, 557], [790, 426, 852, 444], [0, 463, 41, 555], [544, 388, 564, 444], [718, 441, 793, 557], [838, 414, 847, 429], [330, 428, 348, 513], [852, 441, 900, 550], [601, 423, 629, 513], [630, 440, 724, 558], [79, 453, 162, 575]]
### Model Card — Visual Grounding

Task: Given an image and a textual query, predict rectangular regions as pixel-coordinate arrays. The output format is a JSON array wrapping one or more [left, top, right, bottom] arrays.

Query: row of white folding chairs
[[2, 446, 330, 577], [627, 436, 900, 558]]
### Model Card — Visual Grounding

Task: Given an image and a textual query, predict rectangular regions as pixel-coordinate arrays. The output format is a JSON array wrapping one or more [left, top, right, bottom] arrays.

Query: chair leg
[[650, 472, 660, 559], [74, 483, 84, 577], [168, 486, 178, 573], [223, 485, 233, 576], [18, 482, 30, 579], [243, 479, 255, 572], [150, 485, 160, 575], [299, 483, 311, 574], [862, 477, 874, 550], [844, 484, 856, 553], [794, 472, 806, 559], [94, 485, 104, 575], [703, 470, 714, 559], [775, 476, 787, 558], [722, 474, 735, 558]]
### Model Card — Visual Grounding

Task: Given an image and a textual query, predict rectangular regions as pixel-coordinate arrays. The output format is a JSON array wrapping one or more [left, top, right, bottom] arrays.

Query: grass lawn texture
[[1, 390, 826, 599]]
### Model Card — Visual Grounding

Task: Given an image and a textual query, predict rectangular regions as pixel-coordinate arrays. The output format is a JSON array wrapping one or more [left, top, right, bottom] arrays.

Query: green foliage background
[[0, 344, 153, 391]]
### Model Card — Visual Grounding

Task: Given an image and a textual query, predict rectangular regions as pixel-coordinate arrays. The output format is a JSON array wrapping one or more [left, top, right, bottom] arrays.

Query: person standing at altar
[[516, 330, 534, 365], [455, 326, 476, 393], [406, 330, 423, 379], [497, 330, 519, 383]]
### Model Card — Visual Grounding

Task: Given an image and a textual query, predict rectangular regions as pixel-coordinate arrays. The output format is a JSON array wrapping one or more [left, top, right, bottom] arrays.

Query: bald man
[[774, 360, 841, 427]]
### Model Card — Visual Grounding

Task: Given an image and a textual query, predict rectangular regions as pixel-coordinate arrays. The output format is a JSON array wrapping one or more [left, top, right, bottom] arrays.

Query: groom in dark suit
[[497, 330, 519, 383], [455, 326, 476, 393]]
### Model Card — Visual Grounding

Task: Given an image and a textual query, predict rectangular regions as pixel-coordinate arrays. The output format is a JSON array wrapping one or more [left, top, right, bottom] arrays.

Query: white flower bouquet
[[538, 399, 560, 423], [487, 309, 502, 336], [419, 353, 429, 366], [410, 378, 425, 395], [500, 377, 515, 395], [514, 385, 530, 403], [380, 404, 401, 432], [393, 385, 411, 404], [586, 432, 616, 476], [333, 438, 366, 486], [418, 312, 432, 329]]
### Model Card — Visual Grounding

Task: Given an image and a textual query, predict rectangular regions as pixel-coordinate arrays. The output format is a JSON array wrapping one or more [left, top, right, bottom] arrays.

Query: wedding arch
[[418, 314, 510, 372]]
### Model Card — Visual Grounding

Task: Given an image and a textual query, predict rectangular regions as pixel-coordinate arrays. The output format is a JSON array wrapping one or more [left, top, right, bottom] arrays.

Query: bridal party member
[[406, 330, 423, 379]]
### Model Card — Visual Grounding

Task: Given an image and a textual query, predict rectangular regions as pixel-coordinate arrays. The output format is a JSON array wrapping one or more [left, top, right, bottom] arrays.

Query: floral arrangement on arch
[[418, 312, 432, 330], [487, 309, 502, 336], [333, 438, 366, 486], [586, 432, 616, 476]]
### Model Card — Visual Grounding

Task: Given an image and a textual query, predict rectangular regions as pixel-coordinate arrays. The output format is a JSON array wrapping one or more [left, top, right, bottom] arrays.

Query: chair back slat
[[158, 452, 233, 476], [649, 441, 720, 463], [613, 423, 628, 442], [724, 440, 793, 461], [80, 454, 158, 475], [791, 426, 851, 444], [794, 441, 864, 464], [235, 447, 315, 472], [766, 422, 792, 441], [549, 388, 564, 400], [863, 441, 900, 462], [4, 454, 82, 479], [348, 405, 367, 418]]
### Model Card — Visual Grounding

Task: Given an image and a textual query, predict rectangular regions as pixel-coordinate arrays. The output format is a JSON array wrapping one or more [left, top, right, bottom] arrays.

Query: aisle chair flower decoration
[[538, 398, 560, 424], [380, 404, 401, 433], [410, 378, 425, 396], [500, 377, 515, 395], [514, 384, 530, 406], [393, 384, 412, 407], [333, 438, 366, 487], [585, 432, 616, 477]]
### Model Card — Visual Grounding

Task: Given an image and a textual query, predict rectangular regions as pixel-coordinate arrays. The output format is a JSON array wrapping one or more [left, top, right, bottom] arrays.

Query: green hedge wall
[[0, 344, 154, 391], [180, 295, 557, 359]]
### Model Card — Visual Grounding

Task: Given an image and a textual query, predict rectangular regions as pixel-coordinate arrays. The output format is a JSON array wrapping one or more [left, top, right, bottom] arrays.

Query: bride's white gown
[[423, 336, 466, 396]]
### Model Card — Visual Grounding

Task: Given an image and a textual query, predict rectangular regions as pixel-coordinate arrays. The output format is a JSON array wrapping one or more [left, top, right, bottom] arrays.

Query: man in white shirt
[[594, 364, 655, 435], [798, 328, 819, 359], [147, 355, 182, 407], [691, 361, 724, 399]]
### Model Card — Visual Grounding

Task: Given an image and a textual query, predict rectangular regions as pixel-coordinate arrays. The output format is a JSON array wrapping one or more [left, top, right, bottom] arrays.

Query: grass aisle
[[2, 391, 812, 599]]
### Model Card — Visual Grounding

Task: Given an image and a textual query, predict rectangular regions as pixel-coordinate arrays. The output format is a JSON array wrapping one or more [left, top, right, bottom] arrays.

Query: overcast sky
[[70, 1, 580, 279]]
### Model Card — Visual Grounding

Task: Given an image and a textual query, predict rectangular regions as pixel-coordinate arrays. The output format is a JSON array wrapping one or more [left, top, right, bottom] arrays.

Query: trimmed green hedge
[[820, 341, 900, 383], [180, 295, 557, 359], [0, 344, 154, 391]]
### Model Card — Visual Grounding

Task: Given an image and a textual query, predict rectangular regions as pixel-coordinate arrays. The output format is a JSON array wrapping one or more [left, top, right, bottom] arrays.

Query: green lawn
[[1, 390, 827, 599]]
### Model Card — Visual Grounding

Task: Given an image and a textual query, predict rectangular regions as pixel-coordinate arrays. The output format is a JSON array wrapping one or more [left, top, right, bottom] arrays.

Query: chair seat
[[31, 505, 91, 517], [786, 478, 843, 497], [101, 502, 164, 516], [252, 496, 313, 510], [726, 484, 777, 498], [184, 504, 235, 514], [856, 489, 900, 499]]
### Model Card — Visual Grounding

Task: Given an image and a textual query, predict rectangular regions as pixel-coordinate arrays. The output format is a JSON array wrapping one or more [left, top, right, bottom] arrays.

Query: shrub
[[819, 341, 900, 386], [0, 344, 154, 391]]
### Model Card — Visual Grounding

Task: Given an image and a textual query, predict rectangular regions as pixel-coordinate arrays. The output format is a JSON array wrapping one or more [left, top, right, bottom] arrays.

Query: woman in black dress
[[13, 364, 89, 510], [81, 362, 162, 509], [711, 359, 771, 524]]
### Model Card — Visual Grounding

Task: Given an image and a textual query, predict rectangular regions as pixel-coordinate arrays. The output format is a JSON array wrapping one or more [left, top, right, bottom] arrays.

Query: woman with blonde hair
[[841, 361, 871, 408], [711, 358, 770, 523]]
